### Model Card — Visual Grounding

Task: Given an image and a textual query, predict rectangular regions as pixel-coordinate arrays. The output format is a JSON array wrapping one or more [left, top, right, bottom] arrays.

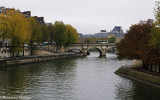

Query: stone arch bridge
[[66, 43, 116, 56]]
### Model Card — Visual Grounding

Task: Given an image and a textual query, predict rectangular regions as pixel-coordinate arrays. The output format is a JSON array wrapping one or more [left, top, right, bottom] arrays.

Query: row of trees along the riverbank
[[0, 9, 78, 57], [116, 2, 160, 69]]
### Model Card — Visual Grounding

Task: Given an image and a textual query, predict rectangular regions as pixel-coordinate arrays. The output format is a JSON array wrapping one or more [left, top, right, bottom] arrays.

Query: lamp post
[[23, 42, 25, 56]]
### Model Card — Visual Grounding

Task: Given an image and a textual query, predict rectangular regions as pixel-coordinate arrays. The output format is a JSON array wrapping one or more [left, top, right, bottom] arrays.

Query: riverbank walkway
[[123, 66, 160, 77], [115, 66, 160, 88]]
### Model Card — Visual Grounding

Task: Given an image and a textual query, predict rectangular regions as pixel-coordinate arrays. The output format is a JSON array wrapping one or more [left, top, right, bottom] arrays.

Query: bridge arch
[[106, 47, 116, 53], [67, 48, 83, 53], [87, 47, 102, 56]]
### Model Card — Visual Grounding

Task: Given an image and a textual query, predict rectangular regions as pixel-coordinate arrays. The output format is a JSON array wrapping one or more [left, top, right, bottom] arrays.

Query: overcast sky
[[0, 0, 157, 34]]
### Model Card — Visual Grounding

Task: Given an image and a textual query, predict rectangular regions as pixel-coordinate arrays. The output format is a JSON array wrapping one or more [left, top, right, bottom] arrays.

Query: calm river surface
[[0, 52, 160, 100]]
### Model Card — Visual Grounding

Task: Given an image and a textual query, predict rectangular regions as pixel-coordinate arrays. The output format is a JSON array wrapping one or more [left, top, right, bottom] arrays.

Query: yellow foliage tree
[[28, 17, 42, 43], [27, 17, 43, 55], [0, 9, 31, 56], [65, 24, 78, 46]]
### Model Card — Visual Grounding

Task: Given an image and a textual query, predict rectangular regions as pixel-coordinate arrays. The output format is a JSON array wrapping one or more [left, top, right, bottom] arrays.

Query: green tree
[[108, 36, 116, 43], [150, 1, 160, 50], [52, 21, 67, 51]]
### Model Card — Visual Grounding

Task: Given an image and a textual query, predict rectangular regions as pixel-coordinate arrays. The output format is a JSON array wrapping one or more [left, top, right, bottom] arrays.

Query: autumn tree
[[0, 9, 31, 57], [116, 38, 128, 59], [45, 23, 54, 44], [116, 19, 153, 60], [65, 24, 78, 46], [41, 24, 51, 42], [136, 20, 155, 68], [116, 19, 160, 70], [28, 17, 43, 55]]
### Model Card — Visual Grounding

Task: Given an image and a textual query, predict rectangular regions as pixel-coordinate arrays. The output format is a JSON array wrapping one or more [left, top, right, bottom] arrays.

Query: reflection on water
[[0, 52, 160, 100]]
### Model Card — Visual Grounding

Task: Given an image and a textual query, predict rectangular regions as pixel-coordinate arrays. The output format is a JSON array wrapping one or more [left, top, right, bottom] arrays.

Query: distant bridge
[[66, 43, 116, 56]]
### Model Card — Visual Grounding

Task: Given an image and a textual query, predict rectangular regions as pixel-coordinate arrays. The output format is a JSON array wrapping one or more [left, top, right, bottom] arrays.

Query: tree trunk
[[146, 62, 148, 70], [12, 52, 14, 57], [142, 61, 145, 69], [10, 46, 12, 57], [30, 40, 33, 55], [12, 44, 14, 57], [150, 64, 153, 71], [159, 64, 160, 73], [23, 43, 24, 56]]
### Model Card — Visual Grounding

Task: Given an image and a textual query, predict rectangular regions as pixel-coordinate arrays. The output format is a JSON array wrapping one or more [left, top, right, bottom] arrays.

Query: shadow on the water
[[0, 67, 7, 71]]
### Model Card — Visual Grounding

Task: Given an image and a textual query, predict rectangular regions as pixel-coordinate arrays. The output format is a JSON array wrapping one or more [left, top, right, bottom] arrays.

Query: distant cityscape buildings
[[21, 11, 31, 18], [0, 7, 5, 13], [78, 26, 124, 43]]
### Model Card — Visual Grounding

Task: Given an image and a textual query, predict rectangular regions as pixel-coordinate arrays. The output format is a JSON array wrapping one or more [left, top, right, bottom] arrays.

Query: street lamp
[[23, 42, 25, 56]]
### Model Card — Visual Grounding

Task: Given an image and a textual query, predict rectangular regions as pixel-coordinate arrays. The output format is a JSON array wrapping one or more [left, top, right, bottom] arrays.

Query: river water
[[0, 52, 160, 100]]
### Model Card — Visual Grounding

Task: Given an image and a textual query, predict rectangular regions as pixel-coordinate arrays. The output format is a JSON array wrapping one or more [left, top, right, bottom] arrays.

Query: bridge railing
[[69, 43, 115, 46]]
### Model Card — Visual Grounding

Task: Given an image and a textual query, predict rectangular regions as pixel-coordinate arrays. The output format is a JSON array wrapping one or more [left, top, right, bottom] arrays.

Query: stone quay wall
[[0, 53, 85, 67], [115, 66, 160, 88]]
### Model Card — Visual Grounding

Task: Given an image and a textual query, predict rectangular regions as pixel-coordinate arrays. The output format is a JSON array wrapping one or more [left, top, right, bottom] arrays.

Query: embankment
[[115, 66, 160, 88], [0, 53, 85, 67]]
